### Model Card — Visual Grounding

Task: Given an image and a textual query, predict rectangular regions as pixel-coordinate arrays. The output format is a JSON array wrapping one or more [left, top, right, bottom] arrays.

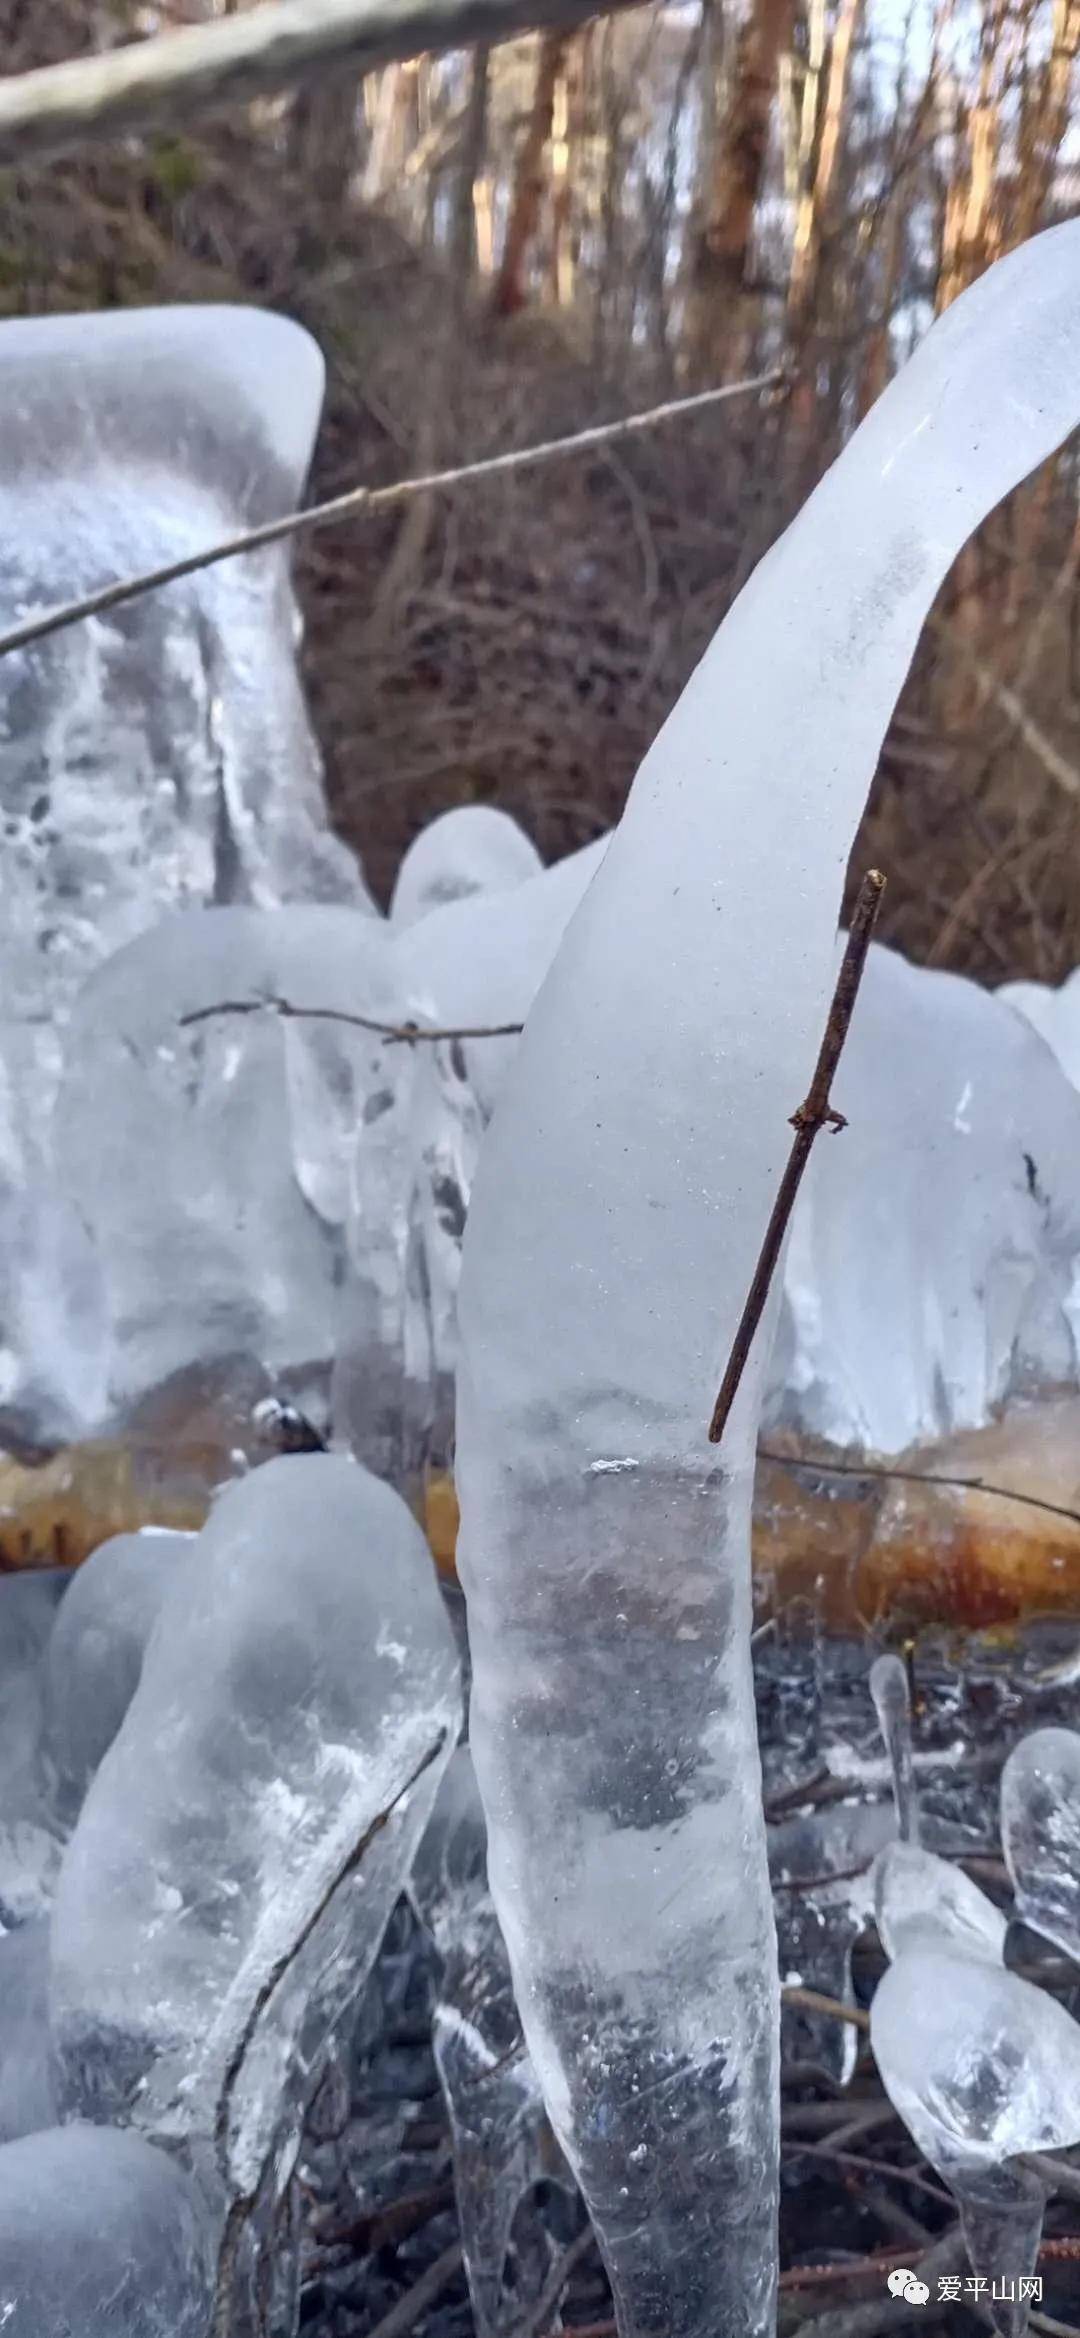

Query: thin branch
[[0, 0, 646, 169], [782, 2140, 953, 2210], [781, 1984, 870, 2033], [514, 2223, 598, 2338], [359, 2241, 465, 2338], [179, 996, 524, 1045], [708, 870, 886, 1444], [0, 371, 784, 666], [759, 1445, 1080, 1535]]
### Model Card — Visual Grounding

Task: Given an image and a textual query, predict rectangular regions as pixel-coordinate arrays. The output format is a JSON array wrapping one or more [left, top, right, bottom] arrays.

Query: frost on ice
[[50, 1454, 461, 2225], [455, 220, 1080, 2338]]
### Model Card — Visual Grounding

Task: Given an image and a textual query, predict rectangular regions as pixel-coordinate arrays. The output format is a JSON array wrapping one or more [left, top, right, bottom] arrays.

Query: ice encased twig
[[770, 1802, 895, 2084], [456, 221, 1080, 2338]]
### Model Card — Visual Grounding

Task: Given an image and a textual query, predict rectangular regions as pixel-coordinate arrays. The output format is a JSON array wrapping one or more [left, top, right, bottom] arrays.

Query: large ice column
[[455, 221, 1080, 2338], [0, 304, 371, 1138], [769, 945, 1080, 1453]]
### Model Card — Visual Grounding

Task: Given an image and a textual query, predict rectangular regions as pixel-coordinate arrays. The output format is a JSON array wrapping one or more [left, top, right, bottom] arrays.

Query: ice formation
[[56, 905, 395, 1412], [43, 1526, 195, 1826], [0, 1568, 69, 1927], [769, 1802, 895, 2084], [454, 220, 1080, 2338], [1000, 969, 1080, 1094], [869, 1654, 920, 1843], [412, 1748, 564, 2338], [769, 944, 1080, 1454], [0, 2121, 214, 2336], [1001, 1727, 1080, 1960], [0, 305, 371, 1144], [335, 836, 610, 1477], [0, 1920, 56, 2141], [50, 1453, 461, 2251], [872, 1948, 1080, 2333], [390, 805, 542, 925], [873, 1840, 1006, 1964]]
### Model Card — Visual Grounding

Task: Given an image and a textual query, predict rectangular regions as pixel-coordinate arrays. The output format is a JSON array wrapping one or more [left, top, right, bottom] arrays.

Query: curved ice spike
[[873, 1840, 1005, 1965], [455, 220, 1080, 2338]]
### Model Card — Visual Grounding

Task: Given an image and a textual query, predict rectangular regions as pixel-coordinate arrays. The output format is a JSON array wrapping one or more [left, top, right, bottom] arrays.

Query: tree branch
[[178, 997, 525, 1044], [707, 869, 886, 1444], [0, 0, 648, 170]]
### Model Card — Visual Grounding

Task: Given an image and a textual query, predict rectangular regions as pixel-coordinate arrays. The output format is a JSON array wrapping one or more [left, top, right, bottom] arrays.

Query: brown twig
[[0, 371, 783, 665], [781, 1985, 870, 2033], [360, 2241, 465, 2338], [708, 870, 886, 1444], [513, 2224, 599, 2338], [782, 2140, 953, 2210], [178, 995, 524, 1045]]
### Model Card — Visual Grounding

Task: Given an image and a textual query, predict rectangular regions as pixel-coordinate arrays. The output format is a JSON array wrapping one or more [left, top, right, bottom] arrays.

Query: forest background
[[3, 0, 1079, 978]]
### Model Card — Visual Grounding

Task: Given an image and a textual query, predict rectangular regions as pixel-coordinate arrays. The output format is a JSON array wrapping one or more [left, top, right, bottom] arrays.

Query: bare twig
[[758, 1445, 1080, 1535], [179, 996, 524, 1045], [708, 871, 886, 1444], [0, 371, 784, 666], [522, 2227, 599, 2338], [0, 0, 649, 169], [781, 1984, 870, 2033], [790, 2229, 976, 2337], [1024, 2153, 1080, 2206], [360, 2241, 465, 2338], [782, 2140, 953, 2210]]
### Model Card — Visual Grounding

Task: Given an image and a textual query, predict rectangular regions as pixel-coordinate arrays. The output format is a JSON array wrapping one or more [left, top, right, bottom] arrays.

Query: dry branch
[[0, 0, 648, 169], [0, 370, 783, 666], [707, 869, 886, 1444]]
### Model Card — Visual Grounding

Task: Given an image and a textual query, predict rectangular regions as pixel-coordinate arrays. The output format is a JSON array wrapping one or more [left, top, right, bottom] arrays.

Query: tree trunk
[[683, 0, 796, 380], [492, 30, 564, 317]]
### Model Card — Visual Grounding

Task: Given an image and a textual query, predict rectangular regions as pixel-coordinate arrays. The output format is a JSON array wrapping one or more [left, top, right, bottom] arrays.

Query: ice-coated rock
[[456, 221, 1080, 2338], [0, 1569, 69, 1927], [50, 1453, 461, 2212], [0, 305, 371, 1142], [0, 2121, 214, 2335], [390, 805, 542, 925], [56, 905, 397, 1411], [43, 1527, 195, 1826], [769, 1801, 895, 2083], [1000, 969, 1080, 1094], [0, 1920, 55, 2141], [873, 1840, 1006, 1965], [769, 945, 1080, 1455], [869, 1654, 920, 1843], [412, 1749, 564, 2338], [1001, 1726, 1080, 1961]]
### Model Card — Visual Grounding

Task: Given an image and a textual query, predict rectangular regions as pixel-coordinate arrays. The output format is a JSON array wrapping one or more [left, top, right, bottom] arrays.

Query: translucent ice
[[390, 806, 542, 925], [873, 1840, 1006, 1965], [869, 1654, 921, 1843], [50, 1454, 461, 2223], [1000, 969, 1080, 1094], [43, 1526, 195, 1826], [0, 305, 370, 1140], [770, 945, 1080, 1454], [56, 905, 396, 1410], [1001, 1727, 1080, 1961], [769, 1802, 895, 2084], [0, 1569, 68, 1927], [0, 2121, 213, 2336], [455, 221, 1080, 2338], [0, 1921, 55, 2141], [412, 1749, 562, 2338], [872, 1949, 1080, 2333]]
